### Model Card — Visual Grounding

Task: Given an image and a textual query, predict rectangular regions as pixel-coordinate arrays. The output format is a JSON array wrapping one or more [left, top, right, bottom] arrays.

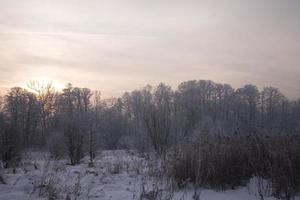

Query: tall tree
[[28, 81, 57, 143], [236, 85, 260, 133]]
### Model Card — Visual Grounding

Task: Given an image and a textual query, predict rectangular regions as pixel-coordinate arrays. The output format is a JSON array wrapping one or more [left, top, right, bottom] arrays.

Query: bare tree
[[88, 90, 101, 165], [5, 87, 40, 147], [57, 84, 92, 165], [236, 84, 260, 133], [28, 81, 57, 143], [140, 83, 173, 155]]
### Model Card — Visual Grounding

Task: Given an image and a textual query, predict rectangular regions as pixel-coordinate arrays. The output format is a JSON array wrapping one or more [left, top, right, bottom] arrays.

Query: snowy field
[[0, 150, 298, 200]]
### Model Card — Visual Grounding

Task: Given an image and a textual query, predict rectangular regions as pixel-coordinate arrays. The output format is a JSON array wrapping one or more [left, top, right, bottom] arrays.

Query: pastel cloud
[[0, 0, 299, 98]]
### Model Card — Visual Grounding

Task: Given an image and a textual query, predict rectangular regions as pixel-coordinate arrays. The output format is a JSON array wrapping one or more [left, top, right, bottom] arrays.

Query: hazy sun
[[24, 77, 65, 92]]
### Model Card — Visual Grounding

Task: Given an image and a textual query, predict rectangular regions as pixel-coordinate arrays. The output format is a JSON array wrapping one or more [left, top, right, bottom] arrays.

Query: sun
[[24, 77, 65, 92]]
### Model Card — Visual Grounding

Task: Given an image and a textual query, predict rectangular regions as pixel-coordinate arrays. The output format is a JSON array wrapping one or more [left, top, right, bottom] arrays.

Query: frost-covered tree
[[56, 84, 92, 165], [4, 87, 40, 147]]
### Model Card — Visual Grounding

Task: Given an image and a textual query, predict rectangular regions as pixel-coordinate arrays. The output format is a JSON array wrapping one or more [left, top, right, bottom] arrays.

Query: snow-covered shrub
[[43, 178, 61, 200], [108, 162, 122, 174], [36, 170, 62, 200]]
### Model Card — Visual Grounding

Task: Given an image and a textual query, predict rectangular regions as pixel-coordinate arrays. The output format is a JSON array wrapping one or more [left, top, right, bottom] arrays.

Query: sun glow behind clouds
[[22, 77, 65, 92], [0, 0, 299, 98]]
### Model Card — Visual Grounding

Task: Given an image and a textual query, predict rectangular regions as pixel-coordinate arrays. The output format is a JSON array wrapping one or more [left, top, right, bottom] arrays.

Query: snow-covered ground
[[0, 150, 299, 200]]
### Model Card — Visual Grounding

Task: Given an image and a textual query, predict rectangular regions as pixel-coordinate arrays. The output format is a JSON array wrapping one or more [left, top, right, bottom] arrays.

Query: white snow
[[0, 150, 299, 200]]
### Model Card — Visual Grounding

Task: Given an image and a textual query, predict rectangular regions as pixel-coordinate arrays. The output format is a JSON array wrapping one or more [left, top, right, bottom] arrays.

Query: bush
[[266, 135, 300, 199], [169, 135, 252, 190], [0, 125, 21, 168], [167, 134, 300, 199], [47, 132, 67, 159]]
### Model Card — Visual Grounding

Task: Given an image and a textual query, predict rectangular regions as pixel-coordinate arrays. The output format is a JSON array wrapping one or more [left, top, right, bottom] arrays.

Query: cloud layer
[[0, 0, 299, 98]]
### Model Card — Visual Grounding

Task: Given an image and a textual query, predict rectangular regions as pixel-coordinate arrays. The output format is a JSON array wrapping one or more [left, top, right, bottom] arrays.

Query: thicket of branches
[[168, 134, 300, 199], [0, 80, 300, 198]]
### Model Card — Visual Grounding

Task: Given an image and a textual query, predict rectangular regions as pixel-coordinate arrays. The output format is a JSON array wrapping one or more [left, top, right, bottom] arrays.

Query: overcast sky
[[0, 0, 299, 98]]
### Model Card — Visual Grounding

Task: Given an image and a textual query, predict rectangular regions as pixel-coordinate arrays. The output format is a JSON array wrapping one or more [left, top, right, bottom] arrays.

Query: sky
[[0, 0, 299, 99]]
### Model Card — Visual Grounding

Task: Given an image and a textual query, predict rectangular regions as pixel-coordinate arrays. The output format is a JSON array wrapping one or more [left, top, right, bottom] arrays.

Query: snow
[[0, 150, 299, 200]]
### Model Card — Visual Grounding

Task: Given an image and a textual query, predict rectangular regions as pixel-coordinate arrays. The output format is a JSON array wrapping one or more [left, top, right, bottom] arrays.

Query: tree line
[[0, 80, 300, 166]]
